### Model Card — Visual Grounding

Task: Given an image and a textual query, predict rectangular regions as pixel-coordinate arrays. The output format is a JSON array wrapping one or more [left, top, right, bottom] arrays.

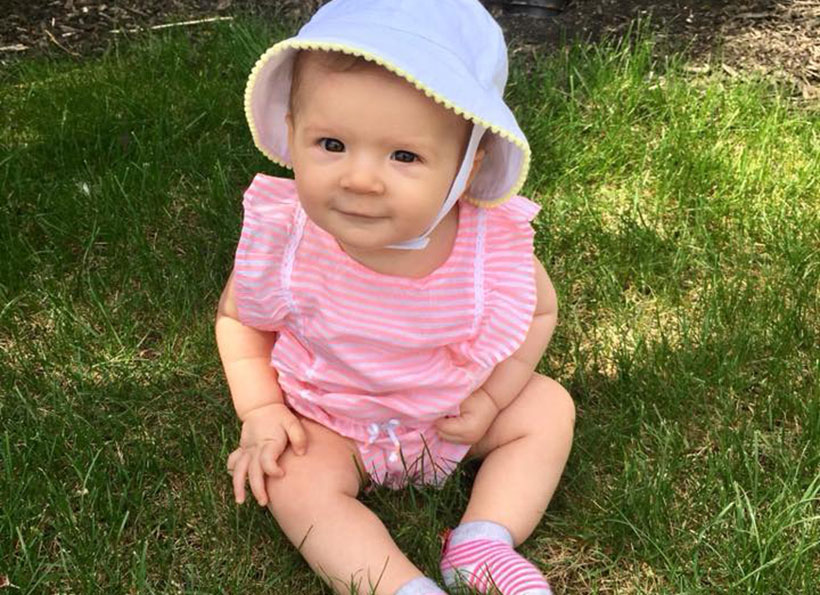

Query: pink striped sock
[[440, 521, 552, 594]]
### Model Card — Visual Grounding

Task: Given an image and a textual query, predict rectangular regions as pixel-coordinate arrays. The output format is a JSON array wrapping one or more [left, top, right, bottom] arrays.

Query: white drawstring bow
[[367, 418, 402, 463]]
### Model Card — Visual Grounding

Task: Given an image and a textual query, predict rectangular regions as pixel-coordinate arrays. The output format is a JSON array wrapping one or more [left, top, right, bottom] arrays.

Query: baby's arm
[[435, 258, 557, 444], [216, 270, 284, 417], [216, 271, 307, 505], [479, 257, 558, 410]]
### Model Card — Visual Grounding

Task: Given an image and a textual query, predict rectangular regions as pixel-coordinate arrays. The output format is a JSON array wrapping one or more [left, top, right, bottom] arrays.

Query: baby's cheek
[[298, 191, 327, 220]]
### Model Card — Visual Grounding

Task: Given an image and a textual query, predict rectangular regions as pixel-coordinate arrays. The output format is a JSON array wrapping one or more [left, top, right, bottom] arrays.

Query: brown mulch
[[2, 1, 818, 99], [492, 0, 819, 100]]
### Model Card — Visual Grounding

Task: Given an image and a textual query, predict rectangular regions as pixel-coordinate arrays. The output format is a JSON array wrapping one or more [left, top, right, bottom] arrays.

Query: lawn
[[1, 17, 818, 594]]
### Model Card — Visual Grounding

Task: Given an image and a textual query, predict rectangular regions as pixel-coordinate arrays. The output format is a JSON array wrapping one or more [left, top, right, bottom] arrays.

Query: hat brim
[[245, 36, 530, 206]]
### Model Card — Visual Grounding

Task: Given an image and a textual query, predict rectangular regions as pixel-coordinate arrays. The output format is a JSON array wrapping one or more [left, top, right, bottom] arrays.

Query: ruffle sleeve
[[232, 174, 300, 331], [464, 195, 542, 370]]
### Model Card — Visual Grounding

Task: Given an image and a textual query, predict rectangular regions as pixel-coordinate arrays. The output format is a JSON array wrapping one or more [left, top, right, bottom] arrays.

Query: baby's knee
[[548, 377, 576, 428], [526, 374, 576, 435], [264, 447, 362, 519], [264, 465, 307, 519], [266, 472, 342, 525]]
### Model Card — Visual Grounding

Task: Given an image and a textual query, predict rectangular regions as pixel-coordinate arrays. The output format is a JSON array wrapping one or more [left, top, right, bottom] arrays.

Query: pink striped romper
[[233, 174, 540, 488]]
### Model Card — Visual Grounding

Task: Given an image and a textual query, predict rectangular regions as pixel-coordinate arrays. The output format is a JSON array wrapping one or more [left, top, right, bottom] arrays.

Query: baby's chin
[[327, 218, 422, 249], [336, 228, 426, 254], [338, 235, 405, 253], [326, 224, 389, 251]]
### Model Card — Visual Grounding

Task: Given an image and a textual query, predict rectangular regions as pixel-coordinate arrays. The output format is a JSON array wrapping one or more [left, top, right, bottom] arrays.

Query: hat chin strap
[[387, 124, 486, 250]]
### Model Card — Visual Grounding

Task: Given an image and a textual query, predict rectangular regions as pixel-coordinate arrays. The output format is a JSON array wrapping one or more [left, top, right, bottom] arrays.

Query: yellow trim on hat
[[244, 39, 531, 207]]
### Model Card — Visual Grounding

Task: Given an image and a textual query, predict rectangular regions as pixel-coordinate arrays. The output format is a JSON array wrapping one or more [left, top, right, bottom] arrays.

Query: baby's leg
[[441, 374, 574, 593], [462, 374, 574, 542], [264, 416, 429, 595]]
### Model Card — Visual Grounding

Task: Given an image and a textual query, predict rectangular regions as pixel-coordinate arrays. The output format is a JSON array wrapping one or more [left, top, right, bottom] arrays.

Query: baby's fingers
[[247, 452, 268, 507], [435, 415, 466, 435], [436, 415, 481, 444], [438, 431, 471, 444], [284, 415, 308, 456], [259, 440, 285, 478], [226, 447, 243, 475], [232, 450, 251, 504]]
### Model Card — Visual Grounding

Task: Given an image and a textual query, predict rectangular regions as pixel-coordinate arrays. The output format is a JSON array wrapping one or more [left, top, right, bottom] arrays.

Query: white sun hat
[[244, 0, 531, 247]]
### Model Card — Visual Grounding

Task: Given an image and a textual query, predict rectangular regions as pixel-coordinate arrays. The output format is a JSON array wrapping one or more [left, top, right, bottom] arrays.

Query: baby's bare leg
[[265, 417, 423, 595], [463, 374, 575, 544]]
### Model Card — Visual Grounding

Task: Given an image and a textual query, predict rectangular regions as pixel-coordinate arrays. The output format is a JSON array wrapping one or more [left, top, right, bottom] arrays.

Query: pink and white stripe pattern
[[233, 174, 540, 487], [441, 537, 553, 594]]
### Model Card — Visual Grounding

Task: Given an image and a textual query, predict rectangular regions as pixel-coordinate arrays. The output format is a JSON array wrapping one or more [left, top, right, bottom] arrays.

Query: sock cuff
[[394, 575, 445, 595], [448, 520, 514, 547]]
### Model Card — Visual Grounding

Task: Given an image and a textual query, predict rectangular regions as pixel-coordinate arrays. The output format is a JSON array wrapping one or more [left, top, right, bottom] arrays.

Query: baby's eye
[[320, 138, 345, 152], [392, 150, 419, 163]]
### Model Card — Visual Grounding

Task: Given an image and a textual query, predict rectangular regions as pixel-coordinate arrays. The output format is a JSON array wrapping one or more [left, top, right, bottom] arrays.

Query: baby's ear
[[466, 148, 486, 191], [473, 147, 486, 168]]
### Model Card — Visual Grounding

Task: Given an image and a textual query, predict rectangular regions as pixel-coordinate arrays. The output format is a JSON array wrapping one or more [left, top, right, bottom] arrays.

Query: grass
[[1, 16, 818, 594]]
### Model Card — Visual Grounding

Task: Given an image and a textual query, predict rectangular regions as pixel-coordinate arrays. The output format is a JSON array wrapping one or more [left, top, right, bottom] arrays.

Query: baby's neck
[[339, 205, 459, 278]]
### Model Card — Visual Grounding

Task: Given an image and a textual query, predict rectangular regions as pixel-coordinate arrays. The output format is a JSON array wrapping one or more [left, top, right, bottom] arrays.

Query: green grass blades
[[2, 18, 818, 594]]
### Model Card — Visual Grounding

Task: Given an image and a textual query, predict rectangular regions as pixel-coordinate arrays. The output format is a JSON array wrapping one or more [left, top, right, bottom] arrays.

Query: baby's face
[[286, 53, 470, 252]]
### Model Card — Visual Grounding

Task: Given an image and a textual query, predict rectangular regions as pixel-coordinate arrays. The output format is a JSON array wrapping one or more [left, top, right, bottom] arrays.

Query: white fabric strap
[[388, 124, 487, 250]]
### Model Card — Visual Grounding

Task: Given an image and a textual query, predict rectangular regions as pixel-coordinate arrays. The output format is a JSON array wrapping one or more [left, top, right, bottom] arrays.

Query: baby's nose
[[340, 159, 385, 195]]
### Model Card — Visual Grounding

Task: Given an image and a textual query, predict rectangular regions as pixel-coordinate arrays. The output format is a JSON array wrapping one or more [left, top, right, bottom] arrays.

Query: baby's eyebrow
[[381, 133, 443, 155], [302, 125, 340, 137], [390, 139, 436, 155]]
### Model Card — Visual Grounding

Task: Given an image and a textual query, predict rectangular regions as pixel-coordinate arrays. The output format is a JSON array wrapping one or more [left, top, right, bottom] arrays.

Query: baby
[[216, 1, 575, 593]]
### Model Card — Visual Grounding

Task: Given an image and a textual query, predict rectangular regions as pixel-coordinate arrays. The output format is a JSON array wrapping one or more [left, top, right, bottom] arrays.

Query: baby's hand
[[434, 388, 499, 445], [226, 402, 307, 506]]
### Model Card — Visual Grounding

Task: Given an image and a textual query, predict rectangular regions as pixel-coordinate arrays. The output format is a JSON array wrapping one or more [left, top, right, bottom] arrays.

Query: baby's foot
[[440, 522, 552, 594]]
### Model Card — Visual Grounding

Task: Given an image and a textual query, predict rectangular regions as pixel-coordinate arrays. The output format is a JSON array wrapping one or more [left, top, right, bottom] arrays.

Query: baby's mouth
[[335, 209, 387, 221]]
